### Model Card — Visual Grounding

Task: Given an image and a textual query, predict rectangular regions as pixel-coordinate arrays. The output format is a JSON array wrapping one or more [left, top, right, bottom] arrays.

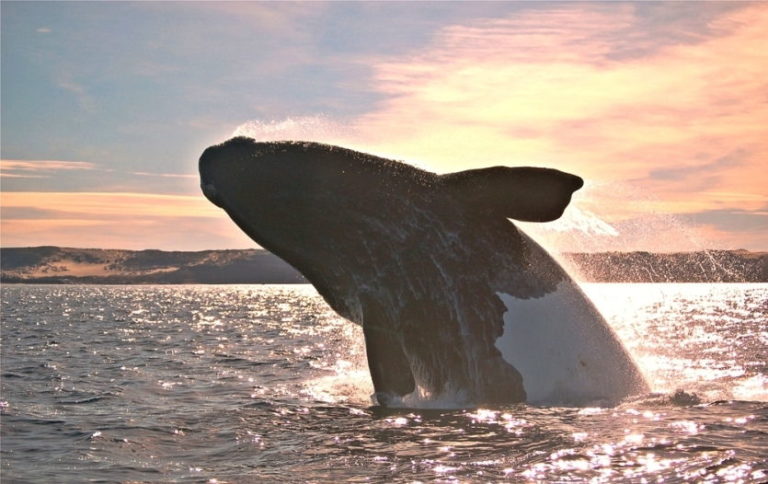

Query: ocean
[[1, 283, 766, 482]]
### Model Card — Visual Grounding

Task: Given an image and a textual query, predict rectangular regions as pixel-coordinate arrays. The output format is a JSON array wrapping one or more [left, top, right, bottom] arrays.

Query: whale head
[[199, 137, 440, 289]]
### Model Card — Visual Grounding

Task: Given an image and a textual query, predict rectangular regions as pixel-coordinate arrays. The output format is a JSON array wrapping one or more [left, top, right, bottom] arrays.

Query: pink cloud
[[1, 217, 253, 251], [330, 3, 768, 250], [0, 192, 253, 250], [1, 159, 98, 178], [1, 192, 219, 218], [130, 171, 197, 179]]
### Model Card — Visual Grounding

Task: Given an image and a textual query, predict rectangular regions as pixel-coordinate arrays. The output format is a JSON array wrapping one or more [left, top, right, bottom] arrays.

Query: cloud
[[5, 3, 765, 252], [170, 4, 768, 252], [1, 159, 99, 179], [681, 207, 768, 233], [176, 1, 326, 35], [1, 159, 203, 194], [0, 191, 253, 250], [319, 3, 767, 251], [1, 192, 219, 218], [354, 3, 766, 176], [130, 171, 197, 179], [0, 216, 253, 251], [674, 207, 768, 250], [55, 71, 96, 112], [648, 150, 745, 182]]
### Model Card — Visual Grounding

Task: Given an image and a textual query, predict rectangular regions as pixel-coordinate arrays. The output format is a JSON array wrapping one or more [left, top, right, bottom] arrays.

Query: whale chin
[[200, 182, 223, 208]]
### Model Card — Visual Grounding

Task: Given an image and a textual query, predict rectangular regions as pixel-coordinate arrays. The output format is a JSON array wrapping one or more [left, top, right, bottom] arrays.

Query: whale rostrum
[[199, 137, 648, 407]]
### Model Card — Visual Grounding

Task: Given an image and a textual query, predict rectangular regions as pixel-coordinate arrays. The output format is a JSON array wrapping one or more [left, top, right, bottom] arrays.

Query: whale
[[199, 136, 648, 407]]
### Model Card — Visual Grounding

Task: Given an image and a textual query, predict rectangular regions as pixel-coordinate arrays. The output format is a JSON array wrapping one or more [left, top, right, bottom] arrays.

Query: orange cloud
[[0, 192, 253, 250], [129, 171, 198, 179], [298, 3, 765, 251], [352, 4, 767, 213], [7, 4, 764, 252], [1, 192, 220, 218]]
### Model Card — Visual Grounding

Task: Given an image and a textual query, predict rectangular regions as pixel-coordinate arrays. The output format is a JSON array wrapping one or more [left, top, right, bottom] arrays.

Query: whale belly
[[495, 282, 644, 405]]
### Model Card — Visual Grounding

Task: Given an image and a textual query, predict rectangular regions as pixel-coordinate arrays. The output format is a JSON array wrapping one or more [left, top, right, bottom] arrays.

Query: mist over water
[[2, 284, 766, 482]]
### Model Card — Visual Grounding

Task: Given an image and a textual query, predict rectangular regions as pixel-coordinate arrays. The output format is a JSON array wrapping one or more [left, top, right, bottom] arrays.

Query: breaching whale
[[199, 137, 648, 407]]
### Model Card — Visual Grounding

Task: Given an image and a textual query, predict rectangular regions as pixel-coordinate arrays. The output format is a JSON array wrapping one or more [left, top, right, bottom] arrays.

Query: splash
[[300, 316, 374, 406], [516, 179, 757, 284], [519, 205, 619, 251], [302, 368, 374, 406], [733, 374, 768, 402], [519, 179, 726, 255], [232, 116, 357, 146]]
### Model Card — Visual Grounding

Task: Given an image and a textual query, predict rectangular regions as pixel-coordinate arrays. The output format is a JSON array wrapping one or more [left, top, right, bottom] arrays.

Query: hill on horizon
[[0, 246, 306, 284], [1, 246, 766, 284]]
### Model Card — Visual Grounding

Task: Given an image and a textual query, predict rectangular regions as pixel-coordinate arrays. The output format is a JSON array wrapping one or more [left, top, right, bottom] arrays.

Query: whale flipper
[[361, 295, 415, 403], [442, 166, 584, 222]]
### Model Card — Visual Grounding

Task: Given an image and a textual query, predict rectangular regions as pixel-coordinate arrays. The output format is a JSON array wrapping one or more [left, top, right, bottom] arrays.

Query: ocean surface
[[1, 283, 766, 483]]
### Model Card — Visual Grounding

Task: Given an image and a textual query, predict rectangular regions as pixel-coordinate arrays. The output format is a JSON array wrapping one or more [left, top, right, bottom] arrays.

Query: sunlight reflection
[[582, 283, 767, 401], [668, 420, 702, 434]]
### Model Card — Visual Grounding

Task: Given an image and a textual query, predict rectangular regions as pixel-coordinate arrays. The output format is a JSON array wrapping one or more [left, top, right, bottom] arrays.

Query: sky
[[1, 1, 766, 252]]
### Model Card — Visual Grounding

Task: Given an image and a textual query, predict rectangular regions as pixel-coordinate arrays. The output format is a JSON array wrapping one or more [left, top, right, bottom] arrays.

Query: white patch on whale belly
[[495, 282, 643, 405]]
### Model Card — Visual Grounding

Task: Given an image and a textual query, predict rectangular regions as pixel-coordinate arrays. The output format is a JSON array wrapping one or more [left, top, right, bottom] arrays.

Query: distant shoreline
[[1, 246, 766, 284]]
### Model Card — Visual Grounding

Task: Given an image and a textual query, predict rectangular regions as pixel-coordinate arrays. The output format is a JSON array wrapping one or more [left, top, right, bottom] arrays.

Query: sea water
[[1, 284, 766, 482]]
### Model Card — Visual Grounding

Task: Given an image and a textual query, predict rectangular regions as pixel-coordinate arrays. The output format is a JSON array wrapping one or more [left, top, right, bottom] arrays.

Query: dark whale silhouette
[[199, 137, 648, 407]]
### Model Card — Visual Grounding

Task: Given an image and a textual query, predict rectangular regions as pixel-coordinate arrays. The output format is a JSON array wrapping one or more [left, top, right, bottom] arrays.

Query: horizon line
[[0, 245, 764, 255]]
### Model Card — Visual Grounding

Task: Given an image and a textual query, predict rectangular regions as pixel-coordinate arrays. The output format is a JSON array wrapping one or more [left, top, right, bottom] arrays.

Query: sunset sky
[[2, 1, 766, 252]]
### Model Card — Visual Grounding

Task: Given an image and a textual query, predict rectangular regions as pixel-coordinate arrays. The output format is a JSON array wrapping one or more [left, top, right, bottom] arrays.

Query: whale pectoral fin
[[442, 166, 584, 222], [361, 300, 415, 404], [363, 323, 415, 404]]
